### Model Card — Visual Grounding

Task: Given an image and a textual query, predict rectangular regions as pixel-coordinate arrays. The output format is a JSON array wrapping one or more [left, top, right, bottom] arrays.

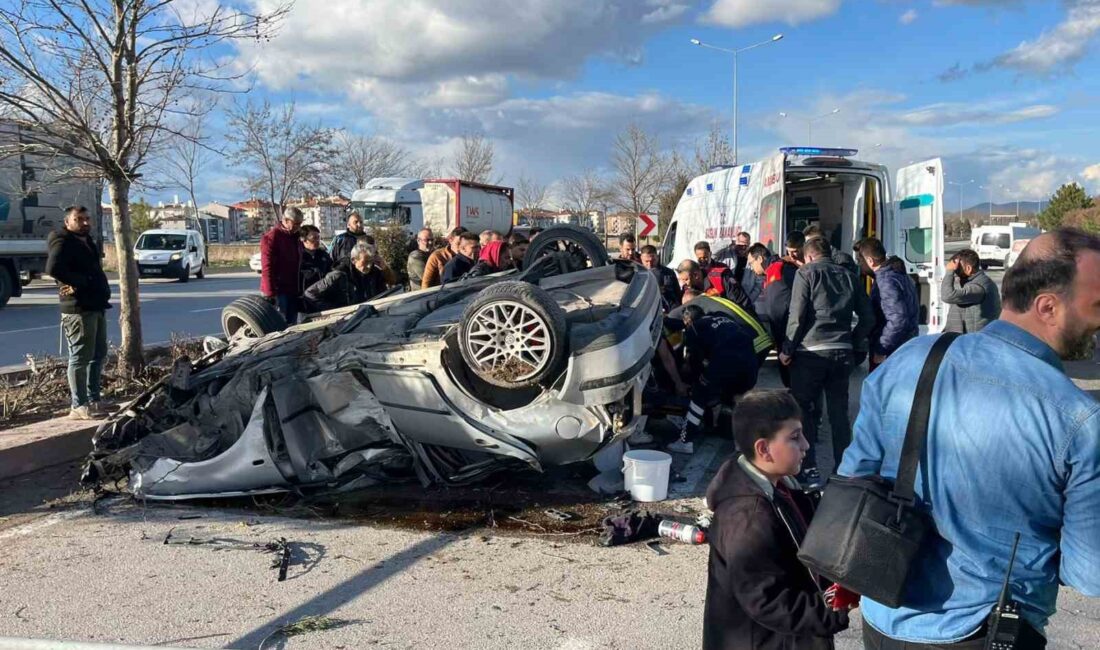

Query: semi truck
[[0, 122, 101, 308], [349, 177, 514, 236]]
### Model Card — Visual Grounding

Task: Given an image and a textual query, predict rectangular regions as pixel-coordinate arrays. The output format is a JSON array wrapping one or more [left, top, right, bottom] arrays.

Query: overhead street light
[[689, 33, 784, 165], [946, 178, 974, 219], [778, 108, 840, 145]]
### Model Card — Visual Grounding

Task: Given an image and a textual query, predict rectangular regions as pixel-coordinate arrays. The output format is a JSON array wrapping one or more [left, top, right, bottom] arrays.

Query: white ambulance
[[663, 147, 947, 332]]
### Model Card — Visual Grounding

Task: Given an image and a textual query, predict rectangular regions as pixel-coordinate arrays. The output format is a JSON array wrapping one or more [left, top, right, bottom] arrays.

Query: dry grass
[[0, 335, 205, 423], [101, 243, 258, 272]]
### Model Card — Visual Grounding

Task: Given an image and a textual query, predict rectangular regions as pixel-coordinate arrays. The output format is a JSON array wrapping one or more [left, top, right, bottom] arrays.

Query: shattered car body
[[84, 251, 663, 500]]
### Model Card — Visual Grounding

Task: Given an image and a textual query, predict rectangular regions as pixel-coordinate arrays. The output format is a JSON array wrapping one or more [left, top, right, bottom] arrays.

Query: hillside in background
[[947, 201, 1041, 222]]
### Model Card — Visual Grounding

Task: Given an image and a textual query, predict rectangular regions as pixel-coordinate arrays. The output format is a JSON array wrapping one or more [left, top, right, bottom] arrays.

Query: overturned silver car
[[83, 227, 663, 499]]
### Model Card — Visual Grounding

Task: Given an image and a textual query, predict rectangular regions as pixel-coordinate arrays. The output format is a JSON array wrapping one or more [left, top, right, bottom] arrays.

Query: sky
[[171, 0, 1100, 211]]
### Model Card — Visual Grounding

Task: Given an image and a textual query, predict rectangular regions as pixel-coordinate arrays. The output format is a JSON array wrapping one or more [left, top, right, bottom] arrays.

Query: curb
[[0, 337, 202, 381], [0, 418, 99, 481]]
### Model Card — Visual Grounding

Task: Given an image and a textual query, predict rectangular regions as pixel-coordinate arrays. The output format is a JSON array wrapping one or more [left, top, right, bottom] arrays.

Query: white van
[[970, 224, 1040, 269], [664, 147, 948, 332], [135, 229, 206, 282]]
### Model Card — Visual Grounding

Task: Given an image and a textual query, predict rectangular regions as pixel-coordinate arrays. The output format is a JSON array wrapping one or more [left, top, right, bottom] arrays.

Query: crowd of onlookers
[[257, 207, 535, 324]]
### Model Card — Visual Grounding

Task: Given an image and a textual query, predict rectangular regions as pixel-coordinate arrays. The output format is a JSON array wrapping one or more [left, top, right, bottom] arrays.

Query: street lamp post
[[978, 184, 994, 220], [779, 108, 840, 145], [690, 34, 784, 165], [946, 179, 974, 220]]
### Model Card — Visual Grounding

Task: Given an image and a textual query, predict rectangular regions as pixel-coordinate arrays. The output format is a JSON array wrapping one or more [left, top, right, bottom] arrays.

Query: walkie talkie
[[985, 532, 1023, 650]]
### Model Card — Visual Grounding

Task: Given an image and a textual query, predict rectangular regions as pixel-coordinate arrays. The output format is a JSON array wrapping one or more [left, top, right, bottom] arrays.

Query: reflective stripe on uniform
[[707, 295, 774, 354]]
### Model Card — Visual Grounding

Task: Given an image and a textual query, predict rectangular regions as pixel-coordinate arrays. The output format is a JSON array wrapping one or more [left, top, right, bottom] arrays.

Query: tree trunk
[[108, 176, 145, 377]]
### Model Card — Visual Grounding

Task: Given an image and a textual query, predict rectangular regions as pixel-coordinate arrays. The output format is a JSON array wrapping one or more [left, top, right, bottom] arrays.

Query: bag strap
[[892, 332, 960, 503]]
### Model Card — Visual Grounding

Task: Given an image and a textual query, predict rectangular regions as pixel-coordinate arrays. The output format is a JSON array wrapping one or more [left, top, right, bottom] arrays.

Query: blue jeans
[[275, 294, 299, 325], [62, 310, 108, 408]]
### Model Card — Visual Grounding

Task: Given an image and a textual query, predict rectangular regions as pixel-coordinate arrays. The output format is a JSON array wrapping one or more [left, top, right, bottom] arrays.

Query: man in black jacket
[[781, 237, 874, 488], [45, 206, 112, 420], [328, 211, 366, 264], [704, 390, 852, 650], [666, 306, 759, 455], [855, 237, 919, 371], [298, 225, 332, 296], [303, 242, 387, 311], [640, 244, 680, 311], [440, 232, 480, 284]]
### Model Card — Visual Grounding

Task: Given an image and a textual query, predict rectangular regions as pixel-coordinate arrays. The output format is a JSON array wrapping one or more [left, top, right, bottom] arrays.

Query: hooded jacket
[[303, 259, 386, 311], [45, 228, 112, 314], [869, 257, 920, 356], [441, 252, 477, 284], [704, 456, 849, 650]]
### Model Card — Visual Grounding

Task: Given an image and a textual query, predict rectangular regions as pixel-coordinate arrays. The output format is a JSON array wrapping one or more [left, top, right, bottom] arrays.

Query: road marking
[[189, 307, 223, 313], [0, 324, 59, 335], [0, 508, 88, 541]]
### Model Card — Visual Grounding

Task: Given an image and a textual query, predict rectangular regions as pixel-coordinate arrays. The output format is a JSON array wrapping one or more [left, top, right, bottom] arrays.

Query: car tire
[[196, 263, 205, 279], [523, 224, 610, 272], [221, 295, 287, 340], [0, 266, 13, 309], [459, 280, 568, 389], [179, 264, 190, 283]]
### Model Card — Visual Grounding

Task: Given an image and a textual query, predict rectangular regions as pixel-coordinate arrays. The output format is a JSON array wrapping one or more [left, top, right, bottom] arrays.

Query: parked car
[[249, 252, 262, 274], [82, 227, 660, 499], [1005, 238, 1030, 269], [135, 229, 205, 282]]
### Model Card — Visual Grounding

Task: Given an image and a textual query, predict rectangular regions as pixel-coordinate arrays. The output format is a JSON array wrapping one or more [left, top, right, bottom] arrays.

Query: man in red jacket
[[260, 207, 304, 325]]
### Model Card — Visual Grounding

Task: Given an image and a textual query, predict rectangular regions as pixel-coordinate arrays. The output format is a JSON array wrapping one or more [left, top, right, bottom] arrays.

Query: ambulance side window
[[662, 223, 678, 266]]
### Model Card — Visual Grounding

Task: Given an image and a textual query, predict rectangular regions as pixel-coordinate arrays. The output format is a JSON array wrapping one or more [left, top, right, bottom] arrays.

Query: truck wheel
[[0, 267, 13, 309], [523, 224, 610, 273], [179, 264, 190, 283], [459, 281, 568, 389], [221, 295, 287, 340]]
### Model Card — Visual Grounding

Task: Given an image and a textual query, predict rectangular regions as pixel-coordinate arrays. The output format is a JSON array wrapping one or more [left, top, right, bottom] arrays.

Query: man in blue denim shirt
[[839, 229, 1100, 649]]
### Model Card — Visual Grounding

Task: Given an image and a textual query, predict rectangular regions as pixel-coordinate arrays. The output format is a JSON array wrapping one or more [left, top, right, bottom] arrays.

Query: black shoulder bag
[[797, 332, 959, 608]]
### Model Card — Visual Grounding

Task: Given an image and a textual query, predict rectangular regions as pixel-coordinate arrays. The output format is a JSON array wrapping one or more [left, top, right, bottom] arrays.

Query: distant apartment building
[[287, 194, 350, 239], [197, 202, 243, 243], [231, 199, 277, 238]]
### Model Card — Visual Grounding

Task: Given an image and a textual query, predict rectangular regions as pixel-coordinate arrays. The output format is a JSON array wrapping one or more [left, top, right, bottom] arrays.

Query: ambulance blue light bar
[[780, 147, 858, 157]]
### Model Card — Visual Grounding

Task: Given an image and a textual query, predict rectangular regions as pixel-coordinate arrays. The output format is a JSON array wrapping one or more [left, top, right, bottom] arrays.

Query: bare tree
[[609, 124, 670, 219], [560, 168, 610, 214], [157, 111, 216, 229], [515, 172, 549, 212], [0, 0, 288, 376], [333, 132, 433, 194], [451, 132, 495, 183], [226, 101, 338, 213], [693, 121, 735, 175]]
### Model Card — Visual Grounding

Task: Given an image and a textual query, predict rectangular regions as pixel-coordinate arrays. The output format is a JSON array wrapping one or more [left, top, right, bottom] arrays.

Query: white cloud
[[239, 0, 691, 105], [894, 102, 1059, 126], [1083, 163, 1100, 181], [701, 0, 841, 27], [899, 9, 918, 24], [990, 0, 1100, 74]]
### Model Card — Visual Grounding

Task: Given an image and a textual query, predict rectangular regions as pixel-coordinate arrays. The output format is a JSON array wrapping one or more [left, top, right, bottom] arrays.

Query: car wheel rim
[[227, 316, 258, 340], [466, 301, 551, 381]]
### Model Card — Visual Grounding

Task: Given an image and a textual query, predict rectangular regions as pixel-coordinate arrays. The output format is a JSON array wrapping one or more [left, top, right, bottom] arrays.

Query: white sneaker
[[665, 440, 694, 455], [68, 405, 93, 420], [628, 430, 654, 445]]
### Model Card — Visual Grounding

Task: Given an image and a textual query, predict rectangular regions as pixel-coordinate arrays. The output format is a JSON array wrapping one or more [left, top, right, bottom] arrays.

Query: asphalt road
[[0, 271, 262, 368]]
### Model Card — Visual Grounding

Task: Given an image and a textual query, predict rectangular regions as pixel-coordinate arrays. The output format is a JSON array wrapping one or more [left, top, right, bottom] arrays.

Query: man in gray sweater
[[942, 248, 1001, 333]]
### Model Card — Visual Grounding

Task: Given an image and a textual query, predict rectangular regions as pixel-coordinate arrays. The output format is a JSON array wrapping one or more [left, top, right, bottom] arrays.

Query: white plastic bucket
[[622, 450, 672, 502]]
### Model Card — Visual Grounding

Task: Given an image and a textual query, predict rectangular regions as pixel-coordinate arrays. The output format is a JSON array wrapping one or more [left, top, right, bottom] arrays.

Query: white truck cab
[[135, 229, 206, 282], [663, 147, 947, 332], [349, 177, 514, 236]]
